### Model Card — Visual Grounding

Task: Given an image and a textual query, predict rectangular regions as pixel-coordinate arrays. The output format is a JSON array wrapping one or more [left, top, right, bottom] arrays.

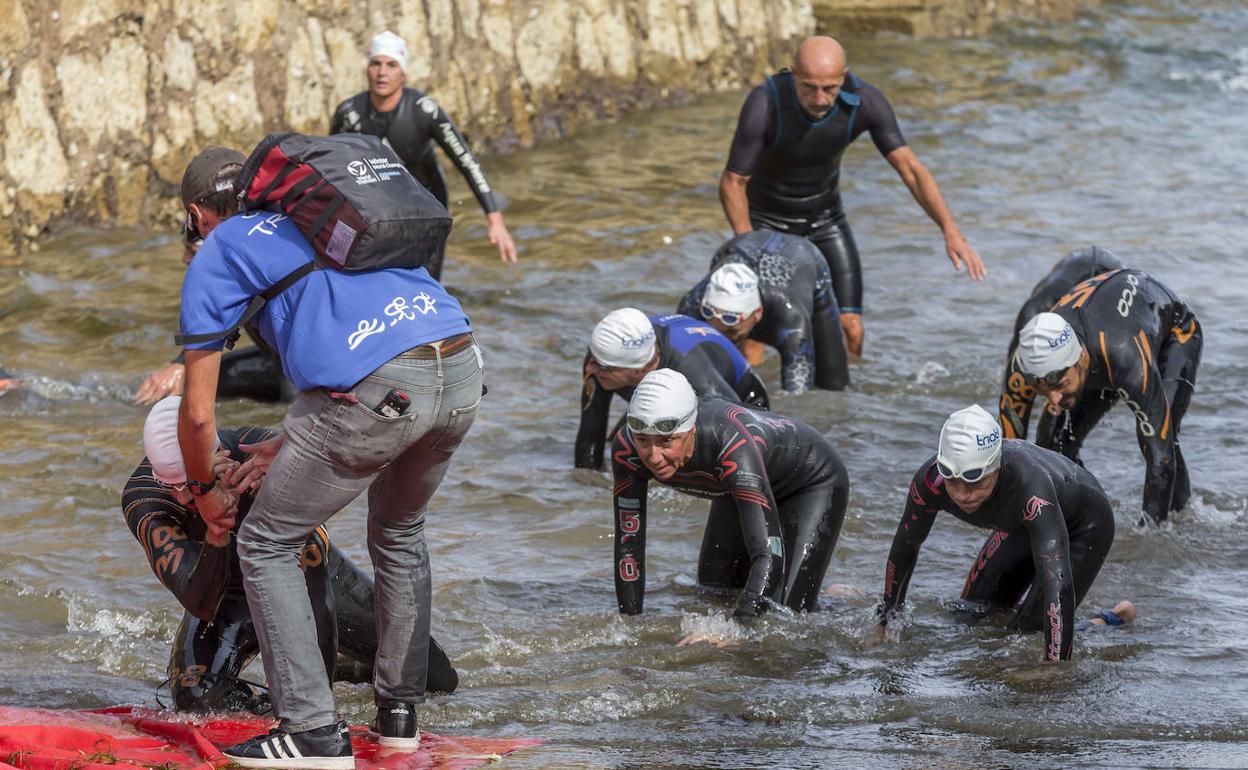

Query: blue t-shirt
[[179, 212, 471, 392]]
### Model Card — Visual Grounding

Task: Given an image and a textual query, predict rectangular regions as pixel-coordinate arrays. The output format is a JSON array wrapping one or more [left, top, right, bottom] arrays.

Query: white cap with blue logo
[[590, 308, 657, 369], [703, 263, 762, 315], [1017, 312, 1082, 377], [936, 404, 1002, 482]]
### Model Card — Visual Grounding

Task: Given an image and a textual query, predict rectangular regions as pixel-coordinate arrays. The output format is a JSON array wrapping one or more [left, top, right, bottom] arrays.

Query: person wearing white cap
[[122, 397, 460, 716], [677, 230, 849, 393], [612, 369, 849, 635], [997, 247, 1125, 441], [877, 404, 1125, 662], [575, 308, 769, 470], [1006, 267, 1201, 526], [330, 30, 517, 278]]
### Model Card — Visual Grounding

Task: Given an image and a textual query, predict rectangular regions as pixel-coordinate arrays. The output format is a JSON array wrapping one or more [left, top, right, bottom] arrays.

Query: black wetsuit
[[612, 398, 849, 620], [331, 88, 499, 280], [1000, 269, 1202, 524], [999, 247, 1125, 441], [677, 230, 849, 393], [726, 70, 907, 315], [881, 440, 1115, 661], [121, 426, 457, 711], [574, 314, 770, 470]]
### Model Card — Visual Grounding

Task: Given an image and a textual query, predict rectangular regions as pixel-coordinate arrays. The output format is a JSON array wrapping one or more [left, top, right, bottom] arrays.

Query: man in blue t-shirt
[[174, 148, 483, 766]]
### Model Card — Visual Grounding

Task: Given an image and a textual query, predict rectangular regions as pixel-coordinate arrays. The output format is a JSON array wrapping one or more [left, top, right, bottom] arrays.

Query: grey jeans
[[237, 341, 483, 732]]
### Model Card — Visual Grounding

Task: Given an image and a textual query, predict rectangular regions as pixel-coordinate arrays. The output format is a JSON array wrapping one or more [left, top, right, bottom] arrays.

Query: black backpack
[[176, 132, 451, 347]]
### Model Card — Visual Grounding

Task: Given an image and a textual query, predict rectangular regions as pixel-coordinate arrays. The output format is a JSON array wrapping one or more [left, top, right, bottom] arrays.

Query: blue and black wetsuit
[[999, 247, 1126, 440], [678, 230, 849, 393], [726, 70, 907, 315], [121, 426, 457, 711], [331, 88, 499, 279], [574, 315, 770, 470], [612, 397, 849, 621], [880, 440, 1115, 661], [1001, 269, 1201, 524]]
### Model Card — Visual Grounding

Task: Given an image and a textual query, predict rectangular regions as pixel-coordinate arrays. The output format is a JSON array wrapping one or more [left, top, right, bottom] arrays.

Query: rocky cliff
[[0, 0, 814, 255]]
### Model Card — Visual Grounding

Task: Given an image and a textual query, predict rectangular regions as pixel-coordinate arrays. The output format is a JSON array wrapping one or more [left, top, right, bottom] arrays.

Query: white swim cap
[[1017, 312, 1081, 377], [143, 395, 219, 486], [936, 404, 1002, 481], [627, 369, 698, 435], [703, 263, 762, 316], [367, 31, 408, 73], [590, 308, 656, 369]]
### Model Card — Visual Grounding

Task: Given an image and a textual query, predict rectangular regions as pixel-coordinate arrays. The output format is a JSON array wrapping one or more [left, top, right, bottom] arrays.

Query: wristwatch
[[187, 478, 215, 496]]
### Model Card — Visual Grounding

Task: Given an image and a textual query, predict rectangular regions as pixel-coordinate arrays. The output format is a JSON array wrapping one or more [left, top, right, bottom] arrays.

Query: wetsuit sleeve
[[854, 81, 907, 157], [766, 297, 816, 393], [737, 368, 770, 411], [677, 283, 705, 319], [725, 85, 773, 176], [574, 353, 615, 470], [329, 101, 350, 135], [427, 102, 499, 214], [879, 463, 942, 619], [999, 346, 1038, 440], [719, 411, 786, 621], [1022, 492, 1076, 661], [122, 465, 229, 622], [612, 431, 649, 614]]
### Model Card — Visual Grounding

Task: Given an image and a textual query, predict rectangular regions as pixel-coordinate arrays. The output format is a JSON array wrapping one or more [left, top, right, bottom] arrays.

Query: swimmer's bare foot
[[1089, 599, 1136, 626]]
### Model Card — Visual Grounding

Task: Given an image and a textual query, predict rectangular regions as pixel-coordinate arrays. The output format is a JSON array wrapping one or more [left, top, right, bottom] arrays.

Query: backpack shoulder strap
[[173, 261, 318, 348]]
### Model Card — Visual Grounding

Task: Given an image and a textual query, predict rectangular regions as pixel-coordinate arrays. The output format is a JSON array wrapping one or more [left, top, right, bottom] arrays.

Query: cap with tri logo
[[1016, 312, 1081, 378], [936, 404, 1002, 482], [703, 263, 762, 316], [590, 308, 656, 369]]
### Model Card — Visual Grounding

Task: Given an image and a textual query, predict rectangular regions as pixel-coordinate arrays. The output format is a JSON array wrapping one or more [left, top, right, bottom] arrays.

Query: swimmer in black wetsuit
[[999, 246, 1126, 440], [134, 149, 296, 406], [677, 230, 849, 393], [612, 370, 849, 630], [329, 31, 517, 279], [878, 406, 1118, 662], [575, 308, 769, 470], [1009, 270, 1201, 525], [719, 36, 986, 356], [123, 399, 457, 711]]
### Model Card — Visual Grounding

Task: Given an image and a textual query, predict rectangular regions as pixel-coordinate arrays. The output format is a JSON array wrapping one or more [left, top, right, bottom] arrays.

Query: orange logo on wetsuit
[[1054, 270, 1120, 310]]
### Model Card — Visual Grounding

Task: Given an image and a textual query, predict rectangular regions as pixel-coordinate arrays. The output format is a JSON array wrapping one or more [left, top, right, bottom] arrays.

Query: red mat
[[0, 706, 539, 770]]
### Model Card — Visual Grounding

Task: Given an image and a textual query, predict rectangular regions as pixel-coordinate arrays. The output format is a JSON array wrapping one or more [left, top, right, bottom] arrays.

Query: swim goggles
[[935, 455, 998, 483], [626, 410, 695, 436], [699, 303, 745, 327], [1025, 365, 1071, 388]]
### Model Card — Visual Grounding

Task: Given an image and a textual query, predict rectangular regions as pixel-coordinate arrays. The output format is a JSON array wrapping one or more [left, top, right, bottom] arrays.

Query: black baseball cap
[[180, 146, 245, 208]]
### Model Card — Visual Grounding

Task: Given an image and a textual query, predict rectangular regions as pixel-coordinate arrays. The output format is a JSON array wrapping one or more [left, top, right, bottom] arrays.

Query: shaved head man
[[720, 35, 985, 356]]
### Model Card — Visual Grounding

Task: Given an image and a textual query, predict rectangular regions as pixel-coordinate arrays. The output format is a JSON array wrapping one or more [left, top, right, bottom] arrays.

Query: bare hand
[[486, 212, 518, 264], [211, 448, 240, 481], [196, 483, 238, 543], [134, 363, 185, 405], [946, 231, 987, 281], [228, 435, 284, 494]]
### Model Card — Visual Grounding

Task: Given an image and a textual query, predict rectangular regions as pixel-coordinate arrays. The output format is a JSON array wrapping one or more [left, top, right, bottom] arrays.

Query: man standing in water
[[719, 35, 986, 355], [174, 147, 483, 765], [330, 31, 517, 279], [878, 405, 1122, 661]]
